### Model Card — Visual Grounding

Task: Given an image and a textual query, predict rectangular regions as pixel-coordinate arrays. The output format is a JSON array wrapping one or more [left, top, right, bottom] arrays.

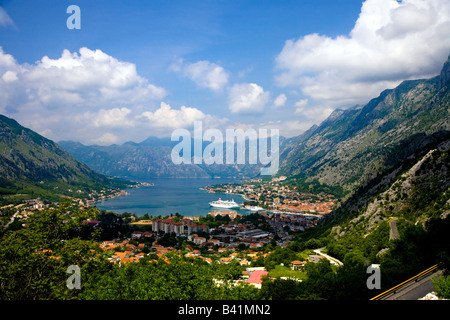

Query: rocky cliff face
[[0, 114, 125, 199], [438, 55, 450, 90], [334, 136, 450, 237], [279, 55, 450, 198]]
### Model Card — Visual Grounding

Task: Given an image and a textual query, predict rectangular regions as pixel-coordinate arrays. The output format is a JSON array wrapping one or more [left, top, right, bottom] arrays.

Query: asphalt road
[[381, 270, 442, 300]]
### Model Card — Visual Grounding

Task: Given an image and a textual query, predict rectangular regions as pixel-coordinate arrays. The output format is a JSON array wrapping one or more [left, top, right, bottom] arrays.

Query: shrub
[[432, 275, 450, 299]]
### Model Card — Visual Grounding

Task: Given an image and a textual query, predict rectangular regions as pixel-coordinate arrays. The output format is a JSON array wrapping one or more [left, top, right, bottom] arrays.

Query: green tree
[[302, 260, 337, 299], [432, 275, 450, 299], [334, 250, 369, 300], [260, 277, 300, 300], [0, 202, 112, 299], [213, 260, 242, 281]]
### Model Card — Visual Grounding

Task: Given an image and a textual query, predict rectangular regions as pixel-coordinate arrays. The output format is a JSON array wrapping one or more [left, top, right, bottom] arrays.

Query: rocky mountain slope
[[0, 115, 130, 203], [330, 132, 450, 233], [302, 56, 450, 273], [279, 55, 450, 199]]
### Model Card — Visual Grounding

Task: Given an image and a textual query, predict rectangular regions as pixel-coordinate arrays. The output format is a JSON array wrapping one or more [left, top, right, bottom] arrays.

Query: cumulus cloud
[[170, 58, 229, 91], [1, 70, 17, 82], [0, 46, 232, 144], [140, 102, 206, 129], [273, 94, 287, 108], [0, 47, 167, 112], [275, 0, 450, 109], [24, 47, 166, 107], [90, 107, 134, 128], [93, 133, 120, 145], [228, 83, 270, 114], [0, 46, 169, 144]]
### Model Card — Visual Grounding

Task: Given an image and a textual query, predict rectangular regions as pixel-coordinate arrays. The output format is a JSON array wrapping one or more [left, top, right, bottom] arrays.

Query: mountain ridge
[[59, 136, 288, 180], [279, 58, 449, 198], [0, 114, 131, 204]]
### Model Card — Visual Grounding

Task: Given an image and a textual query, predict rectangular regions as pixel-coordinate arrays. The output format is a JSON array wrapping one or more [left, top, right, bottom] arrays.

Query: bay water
[[95, 178, 247, 217]]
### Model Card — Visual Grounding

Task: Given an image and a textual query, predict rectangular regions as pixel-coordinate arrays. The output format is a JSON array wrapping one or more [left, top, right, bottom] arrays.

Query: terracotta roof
[[247, 270, 268, 284]]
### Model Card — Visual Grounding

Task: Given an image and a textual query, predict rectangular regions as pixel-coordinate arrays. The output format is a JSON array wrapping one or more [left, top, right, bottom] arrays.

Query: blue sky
[[0, 0, 449, 145]]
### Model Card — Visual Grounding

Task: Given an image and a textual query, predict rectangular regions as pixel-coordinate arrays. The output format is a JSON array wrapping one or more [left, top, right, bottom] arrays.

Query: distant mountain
[[58, 139, 209, 179], [0, 114, 131, 203], [279, 55, 450, 199], [59, 136, 288, 180]]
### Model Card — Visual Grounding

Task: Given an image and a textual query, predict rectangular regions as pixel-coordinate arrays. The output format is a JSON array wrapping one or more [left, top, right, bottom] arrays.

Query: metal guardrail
[[370, 265, 438, 300]]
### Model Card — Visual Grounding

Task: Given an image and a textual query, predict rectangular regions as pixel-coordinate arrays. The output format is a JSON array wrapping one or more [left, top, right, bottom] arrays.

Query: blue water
[[95, 178, 247, 217]]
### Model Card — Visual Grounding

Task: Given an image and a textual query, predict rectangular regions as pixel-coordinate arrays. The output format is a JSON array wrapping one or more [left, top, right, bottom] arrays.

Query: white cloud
[[275, 0, 450, 109], [93, 133, 119, 145], [0, 7, 15, 28], [140, 102, 206, 129], [0, 47, 20, 73], [293, 97, 334, 122], [171, 58, 229, 91], [90, 107, 134, 128], [0, 47, 167, 113], [21, 47, 167, 108], [295, 104, 334, 122], [273, 94, 287, 108], [0, 46, 233, 144], [2, 70, 17, 82], [294, 98, 308, 112], [228, 83, 270, 114], [0, 46, 168, 144]]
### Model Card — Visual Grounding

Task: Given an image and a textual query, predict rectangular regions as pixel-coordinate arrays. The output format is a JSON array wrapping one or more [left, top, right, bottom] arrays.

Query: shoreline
[[94, 178, 247, 217]]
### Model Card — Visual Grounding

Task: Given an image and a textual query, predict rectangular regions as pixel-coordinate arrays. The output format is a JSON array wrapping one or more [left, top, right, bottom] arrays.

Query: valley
[[1, 54, 449, 302]]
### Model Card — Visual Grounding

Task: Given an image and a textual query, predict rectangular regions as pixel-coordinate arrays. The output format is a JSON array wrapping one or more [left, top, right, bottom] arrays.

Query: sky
[[0, 0, 449, 145]]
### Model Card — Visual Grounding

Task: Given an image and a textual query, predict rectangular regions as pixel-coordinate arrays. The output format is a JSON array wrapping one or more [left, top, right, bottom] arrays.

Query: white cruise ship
[[209, 198, 241, 209]]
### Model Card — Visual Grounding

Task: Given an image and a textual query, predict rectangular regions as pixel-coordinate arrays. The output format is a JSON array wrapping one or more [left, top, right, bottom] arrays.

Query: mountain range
[[277, 55, 450, 241], [279, 55, 450, 197], [1, 55, 449, 217], [59, 136, 287, 180]]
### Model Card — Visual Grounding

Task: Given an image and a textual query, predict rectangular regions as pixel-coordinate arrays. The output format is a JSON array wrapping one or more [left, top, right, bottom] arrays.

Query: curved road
[[314, 248, 344, 267], [389, 219, 399, 240]]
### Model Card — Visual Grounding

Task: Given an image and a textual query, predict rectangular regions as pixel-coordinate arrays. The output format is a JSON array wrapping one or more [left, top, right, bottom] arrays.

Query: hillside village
[[96, 213, 329, 288], [94, 203, 340, 288], [203, 176, 336, 215], [0, 193, 336, 289]]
